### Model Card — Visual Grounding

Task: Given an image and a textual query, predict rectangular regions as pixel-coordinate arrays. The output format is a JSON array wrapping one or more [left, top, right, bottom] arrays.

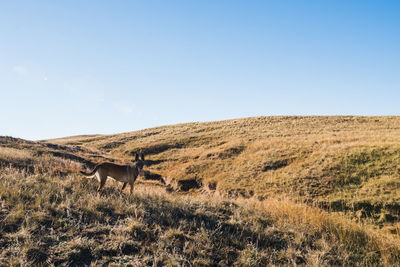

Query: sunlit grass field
[[47, 116, 400, 230], [2, 116, 400, 265], [1, 167, 399, 265]]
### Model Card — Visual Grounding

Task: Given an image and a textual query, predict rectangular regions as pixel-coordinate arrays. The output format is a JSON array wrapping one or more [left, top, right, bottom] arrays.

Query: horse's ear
[[140, 153, 145, 161], [135, 153, 139, 161]]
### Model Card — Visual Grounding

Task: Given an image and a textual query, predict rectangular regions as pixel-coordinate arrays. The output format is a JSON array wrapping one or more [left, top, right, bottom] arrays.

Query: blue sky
[[1, 1, 399, 140]]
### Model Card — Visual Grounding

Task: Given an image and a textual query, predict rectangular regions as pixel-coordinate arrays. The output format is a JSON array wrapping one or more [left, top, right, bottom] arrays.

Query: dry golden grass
[[1, 167, 399, 265], [2, 115, 400, 265], [243, 197, 400, 265], [47, 116, 400, 228]]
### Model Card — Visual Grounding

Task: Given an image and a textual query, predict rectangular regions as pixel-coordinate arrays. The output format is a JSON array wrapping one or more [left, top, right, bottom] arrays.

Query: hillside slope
[[47, 116, 400, 230], [1, 167, 399, 265], [2, 116, 400, 265]]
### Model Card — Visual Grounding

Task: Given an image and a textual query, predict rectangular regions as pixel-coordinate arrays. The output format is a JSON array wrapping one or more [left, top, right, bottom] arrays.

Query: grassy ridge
[[47, 116, 400, 230]]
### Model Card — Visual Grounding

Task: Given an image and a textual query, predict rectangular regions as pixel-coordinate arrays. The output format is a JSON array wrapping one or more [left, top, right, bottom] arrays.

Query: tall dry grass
[[2, 116, 400, 265], [2, 167, 399, 265], [46, 116, 400, 229], [240, 197, 400, 265]]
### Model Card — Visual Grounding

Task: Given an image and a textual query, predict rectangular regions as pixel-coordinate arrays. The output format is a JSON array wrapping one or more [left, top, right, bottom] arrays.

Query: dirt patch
[[143, 170, 166, 184], [64, 246, 93, 266], [220, 145, 245, 158], [262, 158, 292, 172], [120, 241, 140, 254], [177, 178, 202, 191]]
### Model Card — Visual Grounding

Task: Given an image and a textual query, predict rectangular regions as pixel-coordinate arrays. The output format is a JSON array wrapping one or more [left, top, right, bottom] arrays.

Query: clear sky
[[1, 1, 399, 140]]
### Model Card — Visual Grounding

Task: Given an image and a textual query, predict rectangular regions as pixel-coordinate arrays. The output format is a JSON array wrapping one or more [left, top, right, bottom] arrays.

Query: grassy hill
[[47, 116, 400, 230], [1, 116, 400, 265]]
